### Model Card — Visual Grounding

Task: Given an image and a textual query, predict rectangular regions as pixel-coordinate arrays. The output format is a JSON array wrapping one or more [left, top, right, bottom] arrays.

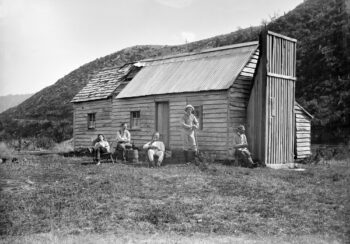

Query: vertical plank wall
[[111, 91, 229, 159], [247, 47, 266, 162], [248, 31, 297, 166], [265, 31, 297, 165], [73, 98, 113, 148]]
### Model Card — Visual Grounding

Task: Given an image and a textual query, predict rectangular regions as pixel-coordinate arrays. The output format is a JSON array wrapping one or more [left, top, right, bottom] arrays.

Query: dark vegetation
[[0, 155, 348, 242], [0, 0, 349, 143]]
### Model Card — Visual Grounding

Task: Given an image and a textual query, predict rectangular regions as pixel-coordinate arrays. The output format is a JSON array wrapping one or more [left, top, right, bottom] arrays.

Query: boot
[[188, 150, 195, 163], [184, 150, 189, 164]]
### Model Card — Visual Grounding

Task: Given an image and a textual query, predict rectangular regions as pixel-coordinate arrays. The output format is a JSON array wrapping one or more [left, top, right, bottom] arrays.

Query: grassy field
[[0, 153, 349, 243]]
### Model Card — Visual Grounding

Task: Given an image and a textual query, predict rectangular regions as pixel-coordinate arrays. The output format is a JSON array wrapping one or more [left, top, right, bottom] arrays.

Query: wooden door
[[156, 102, 169, 148]]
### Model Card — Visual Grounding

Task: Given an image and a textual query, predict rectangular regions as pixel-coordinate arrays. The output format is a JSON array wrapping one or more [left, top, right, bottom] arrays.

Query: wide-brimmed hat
[[184, 104, 194, 111], [237, 125, 245, 131]]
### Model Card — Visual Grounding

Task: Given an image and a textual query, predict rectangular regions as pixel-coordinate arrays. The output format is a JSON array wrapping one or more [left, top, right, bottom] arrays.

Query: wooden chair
[[90, 136, 115, 164], [100, 151, 115, 164]]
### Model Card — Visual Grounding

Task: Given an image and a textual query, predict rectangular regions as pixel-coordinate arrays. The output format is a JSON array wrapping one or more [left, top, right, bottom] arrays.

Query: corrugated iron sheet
[[71, 64, 133, 103], [117, 42, 258, 98]]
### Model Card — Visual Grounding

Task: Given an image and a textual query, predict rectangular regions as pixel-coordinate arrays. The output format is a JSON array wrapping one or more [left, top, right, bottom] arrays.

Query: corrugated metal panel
[[71, 64, 133, 103], [117, 43, 258, 98]]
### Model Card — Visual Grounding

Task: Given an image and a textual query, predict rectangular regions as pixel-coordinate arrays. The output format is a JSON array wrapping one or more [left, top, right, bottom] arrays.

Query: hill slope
[[0, 0, 349, 143], [0, 94, 33, 113]]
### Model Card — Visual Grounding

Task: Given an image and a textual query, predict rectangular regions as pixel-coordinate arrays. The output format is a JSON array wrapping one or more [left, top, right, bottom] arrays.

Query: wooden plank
[[296, 142, 310, 147], [296, 133, 311, 139], [296, 122, 311, 127], [297, 150, 312, 155], [297, 146, 310, 151], [267, 30, 297, 43], [229, 92, 250, 98], [296, 118, 310, 123], [203, 113, 228, 119], [267, 72, 297, 81]]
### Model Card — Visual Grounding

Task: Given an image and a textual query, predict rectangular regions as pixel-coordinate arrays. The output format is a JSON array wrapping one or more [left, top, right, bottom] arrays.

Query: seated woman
[[90, 134, 110, 165], [143, 132, 165, 167], [116, 123, 132, 162], [232, 125, 255, 168]]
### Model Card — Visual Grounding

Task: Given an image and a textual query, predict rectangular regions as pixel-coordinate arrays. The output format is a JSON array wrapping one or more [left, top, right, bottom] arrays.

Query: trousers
[[182, 130, 197, 151]]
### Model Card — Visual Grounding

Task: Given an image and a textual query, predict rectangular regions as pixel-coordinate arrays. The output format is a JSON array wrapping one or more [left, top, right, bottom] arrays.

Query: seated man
[[116, 122, 132, 162], [233, 125, 255, 168], [143, 132, 165, 167], [90, 134, 110, 165]]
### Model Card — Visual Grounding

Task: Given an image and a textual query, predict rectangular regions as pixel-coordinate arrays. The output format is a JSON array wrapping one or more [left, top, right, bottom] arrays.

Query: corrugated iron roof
[[117, 42, 258, 99], [71, 64, 134, 103]]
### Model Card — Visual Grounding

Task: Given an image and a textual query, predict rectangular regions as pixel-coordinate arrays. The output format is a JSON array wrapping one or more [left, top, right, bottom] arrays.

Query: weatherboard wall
[[73, 98, 114, 148], [112, 91, 229, 159], [228, 49, 259, 159], [294, 103, 312, 158]]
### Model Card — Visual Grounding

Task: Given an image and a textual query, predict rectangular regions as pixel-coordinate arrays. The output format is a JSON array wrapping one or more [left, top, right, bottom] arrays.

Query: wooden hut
[[71, 64, 138, 146], [71, 31, 310, 167], [294, 102, 313, 159]]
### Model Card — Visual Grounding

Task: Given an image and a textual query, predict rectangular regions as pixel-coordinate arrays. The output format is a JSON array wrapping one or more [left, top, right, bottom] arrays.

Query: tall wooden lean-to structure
[[248, 31, 297, 168]]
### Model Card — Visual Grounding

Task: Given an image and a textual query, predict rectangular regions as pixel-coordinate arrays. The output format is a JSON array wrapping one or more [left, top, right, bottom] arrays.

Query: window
[[130, 111, 140, 129], [193, 105, 203, 130], [87, 113, 96, 129]]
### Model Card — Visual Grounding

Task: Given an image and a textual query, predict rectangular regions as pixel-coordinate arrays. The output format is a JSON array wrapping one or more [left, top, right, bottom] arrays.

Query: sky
[[0, 0, 303, 96]]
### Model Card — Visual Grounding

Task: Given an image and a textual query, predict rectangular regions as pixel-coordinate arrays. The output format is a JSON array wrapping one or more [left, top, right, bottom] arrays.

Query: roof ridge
[[140, 41, 258, 63]]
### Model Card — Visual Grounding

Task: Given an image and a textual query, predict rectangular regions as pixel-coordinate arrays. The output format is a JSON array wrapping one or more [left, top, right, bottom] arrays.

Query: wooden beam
[[267, 72, 297, 81]]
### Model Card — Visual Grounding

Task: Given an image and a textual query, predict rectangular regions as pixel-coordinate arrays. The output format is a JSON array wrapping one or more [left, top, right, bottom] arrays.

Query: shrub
[[0, 142, 13, 158], [35, 136, 55, 149]]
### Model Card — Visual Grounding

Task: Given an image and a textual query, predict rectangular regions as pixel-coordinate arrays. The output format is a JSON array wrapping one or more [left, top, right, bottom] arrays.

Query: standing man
[[180, 104, 199, 164], [116, 122, 132, 162], [143, 132, 165, 167], [233, 125, 255, 168]]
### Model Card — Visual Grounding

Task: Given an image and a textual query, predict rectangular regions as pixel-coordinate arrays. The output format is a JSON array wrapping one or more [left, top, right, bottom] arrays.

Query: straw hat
[[184, 104, 194, 111]]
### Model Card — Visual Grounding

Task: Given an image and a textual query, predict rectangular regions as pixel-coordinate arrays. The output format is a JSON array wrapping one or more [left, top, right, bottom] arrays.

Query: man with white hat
[[180, 104, 199, 164], [233, 125, 255, 168]]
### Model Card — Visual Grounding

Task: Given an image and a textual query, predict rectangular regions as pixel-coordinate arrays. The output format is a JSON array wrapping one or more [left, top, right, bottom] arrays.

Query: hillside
[[0, 0, 349, 143], [0, 94, 33, 113]]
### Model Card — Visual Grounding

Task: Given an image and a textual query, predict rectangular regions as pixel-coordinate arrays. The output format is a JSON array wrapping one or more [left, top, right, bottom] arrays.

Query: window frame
[[130, 111, 141, 130], [87, 113, 96, 130], [193, 105, 203, 130]]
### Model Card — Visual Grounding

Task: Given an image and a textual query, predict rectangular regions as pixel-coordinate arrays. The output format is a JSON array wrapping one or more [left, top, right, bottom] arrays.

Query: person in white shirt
[[116, 123, 132, 162], [91, 134, 110, 165], [143, 132, 165, 167], [180, 104, 199, 164], [233, 125, 255, 168]]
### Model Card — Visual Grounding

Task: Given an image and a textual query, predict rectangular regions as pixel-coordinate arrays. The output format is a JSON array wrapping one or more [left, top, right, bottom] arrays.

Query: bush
[[0, 142, 13, 158], [35, 137, 55, 149]]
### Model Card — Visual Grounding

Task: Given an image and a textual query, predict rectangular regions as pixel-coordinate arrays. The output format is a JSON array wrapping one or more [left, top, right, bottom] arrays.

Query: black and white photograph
[[0, 0, 349, 243]]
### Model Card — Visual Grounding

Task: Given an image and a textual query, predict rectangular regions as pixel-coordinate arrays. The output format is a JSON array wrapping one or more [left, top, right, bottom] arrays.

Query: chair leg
[[110, 154, 115, 164]]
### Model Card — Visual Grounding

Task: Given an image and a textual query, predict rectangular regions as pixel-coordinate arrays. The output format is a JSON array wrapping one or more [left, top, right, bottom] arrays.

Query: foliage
[[0, 156, 349, 242], [0, 0, 348, 143], [0, 119, 72, 144], [267, 0, 350, 142]]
